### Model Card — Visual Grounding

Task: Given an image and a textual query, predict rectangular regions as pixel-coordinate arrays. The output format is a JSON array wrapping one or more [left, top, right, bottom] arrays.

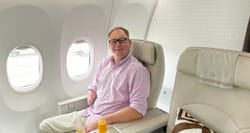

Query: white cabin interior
[[0, 0, 249, 132]]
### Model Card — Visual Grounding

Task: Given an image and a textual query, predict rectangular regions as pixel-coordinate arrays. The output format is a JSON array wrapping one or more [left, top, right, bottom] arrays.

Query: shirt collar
[[111, 53, 132, 66]]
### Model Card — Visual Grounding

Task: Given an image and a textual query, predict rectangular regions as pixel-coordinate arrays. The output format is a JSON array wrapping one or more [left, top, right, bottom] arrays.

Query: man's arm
[[87, 90, 96, 105], [84, 106, 142, 132], [102, 106, 142, 123]]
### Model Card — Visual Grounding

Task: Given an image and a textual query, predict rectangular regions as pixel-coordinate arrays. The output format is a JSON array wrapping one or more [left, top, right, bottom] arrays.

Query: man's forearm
[[101, 107, 142, 124]]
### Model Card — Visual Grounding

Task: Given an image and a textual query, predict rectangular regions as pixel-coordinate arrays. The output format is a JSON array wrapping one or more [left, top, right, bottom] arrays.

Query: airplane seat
[[167, 47, 250, 133], [57, 39, 169, 133]]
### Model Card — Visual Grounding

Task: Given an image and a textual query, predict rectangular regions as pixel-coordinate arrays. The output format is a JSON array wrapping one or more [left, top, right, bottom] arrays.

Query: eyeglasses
[[108, 38, 128, 45]]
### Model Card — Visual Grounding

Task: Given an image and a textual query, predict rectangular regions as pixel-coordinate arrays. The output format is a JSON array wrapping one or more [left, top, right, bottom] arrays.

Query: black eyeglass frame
[[108, 38, 128, 45]]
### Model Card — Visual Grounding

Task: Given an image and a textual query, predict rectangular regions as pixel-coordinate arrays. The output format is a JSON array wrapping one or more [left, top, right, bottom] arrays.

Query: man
[[39, 27, 150, 132]]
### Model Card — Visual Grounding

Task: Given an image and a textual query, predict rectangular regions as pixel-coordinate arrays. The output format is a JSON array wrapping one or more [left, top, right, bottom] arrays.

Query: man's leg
[[39, 111, 87, 133]]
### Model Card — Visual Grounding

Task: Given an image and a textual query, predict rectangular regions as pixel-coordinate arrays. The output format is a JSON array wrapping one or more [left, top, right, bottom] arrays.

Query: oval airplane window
[[7, 45, 43, 93], [67, 40, 90, 80]]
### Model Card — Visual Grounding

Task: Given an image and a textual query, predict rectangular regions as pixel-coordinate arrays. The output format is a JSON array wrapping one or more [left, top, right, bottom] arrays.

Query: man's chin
[[114, 54, 126, 60], [114, 52, 124, 56]]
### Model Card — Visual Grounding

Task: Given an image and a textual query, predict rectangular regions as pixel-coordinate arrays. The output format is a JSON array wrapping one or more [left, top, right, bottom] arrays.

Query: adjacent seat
[[167, 47, 250, 133], [57, 39, 168, 133]]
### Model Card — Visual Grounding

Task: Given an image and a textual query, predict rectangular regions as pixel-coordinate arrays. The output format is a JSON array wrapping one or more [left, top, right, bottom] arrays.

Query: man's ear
[[128, 39, 132, 45]]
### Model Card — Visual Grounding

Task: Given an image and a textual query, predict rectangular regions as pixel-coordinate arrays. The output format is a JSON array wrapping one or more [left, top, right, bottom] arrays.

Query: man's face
[[108, 29, 131, 62]]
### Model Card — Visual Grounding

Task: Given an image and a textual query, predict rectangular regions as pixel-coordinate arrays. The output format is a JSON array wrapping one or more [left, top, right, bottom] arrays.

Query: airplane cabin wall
[[0, 0, 113, 132]]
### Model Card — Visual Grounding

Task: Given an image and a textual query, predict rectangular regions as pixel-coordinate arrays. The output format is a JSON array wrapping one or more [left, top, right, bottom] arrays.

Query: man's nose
[[114, 41, 122, 45]]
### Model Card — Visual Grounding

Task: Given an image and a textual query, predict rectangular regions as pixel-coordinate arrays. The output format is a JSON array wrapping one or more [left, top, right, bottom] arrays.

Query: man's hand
[[83, 107, 142, 132], [84, 121, 98, 133], [87, 90, 96, 105]]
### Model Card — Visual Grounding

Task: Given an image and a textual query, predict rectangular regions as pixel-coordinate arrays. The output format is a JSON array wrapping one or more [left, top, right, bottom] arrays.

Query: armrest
[[57, 95, 88, 114], [112, 108, 168, 132]]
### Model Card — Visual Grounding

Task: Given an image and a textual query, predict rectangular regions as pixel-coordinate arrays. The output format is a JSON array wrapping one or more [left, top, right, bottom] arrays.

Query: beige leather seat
[[167, 47, 250, 133], [58, 39, 168, 133]]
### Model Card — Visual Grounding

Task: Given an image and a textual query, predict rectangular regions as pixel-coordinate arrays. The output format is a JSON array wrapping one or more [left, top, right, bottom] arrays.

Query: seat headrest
[[177, 47, 250, 89], [196, 49, 239, 89], [131, 40, 155, 65]]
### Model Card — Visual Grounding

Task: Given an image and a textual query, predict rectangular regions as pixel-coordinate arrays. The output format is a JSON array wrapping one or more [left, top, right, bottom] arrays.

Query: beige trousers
[[39, 111, 87, 133]]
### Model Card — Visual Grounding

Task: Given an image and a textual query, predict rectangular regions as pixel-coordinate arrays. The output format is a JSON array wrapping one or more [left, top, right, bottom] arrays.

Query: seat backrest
[[131, 39, 165, 110], [167, 47, 250, 133]]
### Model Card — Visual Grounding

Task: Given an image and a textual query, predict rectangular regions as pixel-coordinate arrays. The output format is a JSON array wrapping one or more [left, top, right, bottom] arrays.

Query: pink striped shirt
[[82, 53, 150, 124]]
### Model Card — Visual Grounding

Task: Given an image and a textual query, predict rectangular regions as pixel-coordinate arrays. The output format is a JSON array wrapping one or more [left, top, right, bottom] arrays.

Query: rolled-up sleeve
[[129, 66, 150, 116]]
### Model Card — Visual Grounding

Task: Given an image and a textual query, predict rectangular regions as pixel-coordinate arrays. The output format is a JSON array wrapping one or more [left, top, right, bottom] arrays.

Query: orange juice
[[98, 119, 107, 133]]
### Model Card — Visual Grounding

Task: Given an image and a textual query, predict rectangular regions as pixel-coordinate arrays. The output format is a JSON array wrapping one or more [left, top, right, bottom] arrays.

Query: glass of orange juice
[[98, 119, 107, 133]]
